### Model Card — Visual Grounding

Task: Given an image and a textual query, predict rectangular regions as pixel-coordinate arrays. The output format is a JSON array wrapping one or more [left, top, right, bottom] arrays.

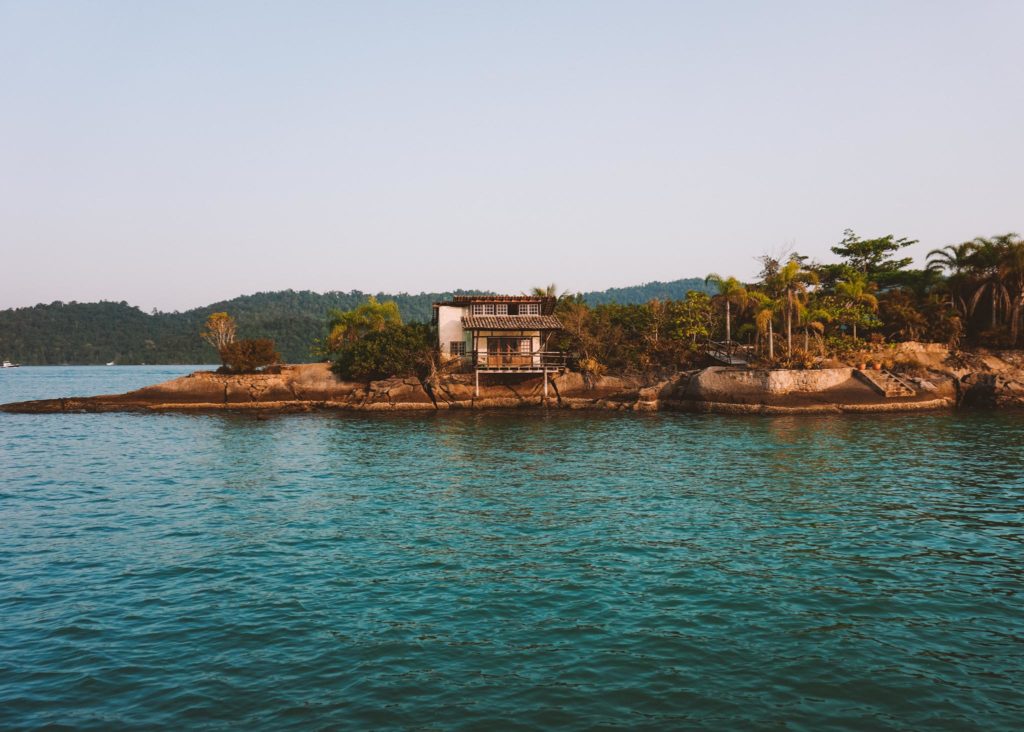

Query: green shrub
[[219, 338, 281, 373], [331, 323, 434, 381]]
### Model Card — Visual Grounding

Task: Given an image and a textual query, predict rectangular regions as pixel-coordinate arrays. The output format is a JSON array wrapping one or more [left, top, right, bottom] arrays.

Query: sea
[[1, 366, 1022, 730]]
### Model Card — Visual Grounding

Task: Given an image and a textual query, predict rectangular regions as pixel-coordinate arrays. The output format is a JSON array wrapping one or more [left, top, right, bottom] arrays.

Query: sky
[[1, 1, 1022, 312]]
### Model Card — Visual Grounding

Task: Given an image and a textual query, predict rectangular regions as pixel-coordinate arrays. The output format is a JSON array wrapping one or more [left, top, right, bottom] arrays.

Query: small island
[[7, 340, 1024, 416], [6, 231, 1024, 415]]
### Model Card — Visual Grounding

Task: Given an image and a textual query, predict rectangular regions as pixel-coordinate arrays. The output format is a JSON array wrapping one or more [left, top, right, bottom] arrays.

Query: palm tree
[[835, 271, 878, 340], [926, 242, 976, 275], [966, 237, 1010, 331], [528, 283, 570, 300], [774, 260, 819, 356], [927, 241, 976, 318], [800, 303, 833, 354], [704, 273, 749, 344], [748, 291, 778, 360], [997, 237, 1024, 344]]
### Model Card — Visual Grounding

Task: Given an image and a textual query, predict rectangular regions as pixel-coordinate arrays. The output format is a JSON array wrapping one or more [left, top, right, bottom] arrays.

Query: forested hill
[[578, 278, 709, 306], [0, 279, 710, 365]]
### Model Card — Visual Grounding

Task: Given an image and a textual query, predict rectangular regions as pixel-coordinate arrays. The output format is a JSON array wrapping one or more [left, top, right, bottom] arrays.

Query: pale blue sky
[[1, 1, 1021, 311]]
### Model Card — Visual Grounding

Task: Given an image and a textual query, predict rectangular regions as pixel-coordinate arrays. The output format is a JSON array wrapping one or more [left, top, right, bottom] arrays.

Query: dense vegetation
[[331, 324, 435, 381], [554, 293, 715, 375], [0, 281, 711, 365], [696, 230, 1024, 364], [5, 230, 1022, 370], [316, 298, 435, 381], [548, 229, 1024, 376]]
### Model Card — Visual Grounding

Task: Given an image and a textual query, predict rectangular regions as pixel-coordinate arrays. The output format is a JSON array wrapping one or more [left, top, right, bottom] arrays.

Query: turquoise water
[[1, 367, 1022, 729]]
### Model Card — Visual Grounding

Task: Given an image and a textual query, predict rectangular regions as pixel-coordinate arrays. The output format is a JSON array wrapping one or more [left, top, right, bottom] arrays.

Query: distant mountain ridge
[[0, 278, 710, 365]]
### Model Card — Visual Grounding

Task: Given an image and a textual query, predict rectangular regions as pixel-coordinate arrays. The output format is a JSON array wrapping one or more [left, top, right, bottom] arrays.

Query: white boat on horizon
[[2, 360, 20, 368], [106, 361, 116, 366]]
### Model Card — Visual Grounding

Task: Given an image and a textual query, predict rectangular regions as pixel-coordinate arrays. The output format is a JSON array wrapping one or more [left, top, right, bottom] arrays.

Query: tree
[[666, 291, 715, 345], [800, 302, 833, 354], [704, 274, 748, 344], [774, 259, 818, 356], [530, 283, 557, 297], [927, 242, 975, 276], [331, 323, 435, 381], [554, 297, 598, 362], [219, 338, 280, 373], [996, 235, 1024, 344], [835, 271, 879, 339], [879, 291, 927, 342], [830, 229, 916, 276], [966, 237, 1010, 331], [325, 297, 402, 351], [748, 291, 778, 360], [201, 312, 237, 352]]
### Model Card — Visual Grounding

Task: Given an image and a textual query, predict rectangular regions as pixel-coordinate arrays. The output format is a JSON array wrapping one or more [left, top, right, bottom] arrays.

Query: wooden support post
[[543, 367, 548, 400], [475, 369, 479, 398]]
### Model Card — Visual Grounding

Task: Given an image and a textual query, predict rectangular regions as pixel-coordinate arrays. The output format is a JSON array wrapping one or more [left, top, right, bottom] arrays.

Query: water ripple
[[1, 370, 1023, 728]]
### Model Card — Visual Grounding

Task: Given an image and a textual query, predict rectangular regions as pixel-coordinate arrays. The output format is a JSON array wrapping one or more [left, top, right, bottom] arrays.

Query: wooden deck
[[470, 351, 568, 372], [706, 340, 751, 366], [469, 351, 567, 396]]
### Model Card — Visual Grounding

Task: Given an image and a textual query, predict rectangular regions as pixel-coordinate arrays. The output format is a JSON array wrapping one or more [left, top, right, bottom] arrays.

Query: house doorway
[[486, 337, 531, 366]]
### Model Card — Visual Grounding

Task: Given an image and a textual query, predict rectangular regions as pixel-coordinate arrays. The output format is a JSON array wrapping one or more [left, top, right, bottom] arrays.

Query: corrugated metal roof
[[462, 315, 562, 330]]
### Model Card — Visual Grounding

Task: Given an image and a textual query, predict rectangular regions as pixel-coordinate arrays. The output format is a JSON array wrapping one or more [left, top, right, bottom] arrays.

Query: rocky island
[[6, 343, 1024, 415]]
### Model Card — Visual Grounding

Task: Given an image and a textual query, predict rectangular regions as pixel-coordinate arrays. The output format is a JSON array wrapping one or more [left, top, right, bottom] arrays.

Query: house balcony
[[466, 351, 568, 372]]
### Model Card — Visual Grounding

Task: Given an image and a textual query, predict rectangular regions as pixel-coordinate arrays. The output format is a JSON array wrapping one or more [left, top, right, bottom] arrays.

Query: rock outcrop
[[26, 341, 1024, 414], [0, 360, 971, 415]]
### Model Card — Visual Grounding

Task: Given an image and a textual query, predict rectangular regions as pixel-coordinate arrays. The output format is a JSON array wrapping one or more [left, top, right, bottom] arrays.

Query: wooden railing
[[466, 351, 568, 371], [706, 340, 752, 365]]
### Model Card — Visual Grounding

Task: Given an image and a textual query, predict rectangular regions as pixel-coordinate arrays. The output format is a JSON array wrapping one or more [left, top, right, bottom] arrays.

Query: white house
[[432, 295, 565, 394]]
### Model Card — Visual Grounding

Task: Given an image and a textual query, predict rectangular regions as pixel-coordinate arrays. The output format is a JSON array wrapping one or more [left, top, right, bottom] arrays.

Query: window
[[450, 341, 466, 356], [520, 338, 532, 353], [520, 303, 540, 315], [471, 302, 511, 315]]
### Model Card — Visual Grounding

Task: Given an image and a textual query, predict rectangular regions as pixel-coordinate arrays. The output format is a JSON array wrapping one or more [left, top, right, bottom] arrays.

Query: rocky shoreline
[[4, 343, 1024, 415]]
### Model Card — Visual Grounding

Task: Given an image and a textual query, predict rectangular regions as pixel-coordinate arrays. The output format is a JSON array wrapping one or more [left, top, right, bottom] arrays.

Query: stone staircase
[[855, 368, 917, 398]]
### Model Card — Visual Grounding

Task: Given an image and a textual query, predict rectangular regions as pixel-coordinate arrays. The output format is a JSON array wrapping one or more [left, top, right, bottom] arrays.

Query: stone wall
[[685, 366, 854, 401]]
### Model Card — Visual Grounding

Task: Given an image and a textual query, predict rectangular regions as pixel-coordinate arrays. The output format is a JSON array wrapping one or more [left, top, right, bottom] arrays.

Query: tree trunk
[[1012, 298, 1022, 345], [786, 291, 794, 356], [768, 319, 774, 360], [852, 321, 857, 340], [725, 300, 731, 343]]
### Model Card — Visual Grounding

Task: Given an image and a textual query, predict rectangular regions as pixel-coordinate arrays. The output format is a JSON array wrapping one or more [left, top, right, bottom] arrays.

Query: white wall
[[437, 305, 465, 357]]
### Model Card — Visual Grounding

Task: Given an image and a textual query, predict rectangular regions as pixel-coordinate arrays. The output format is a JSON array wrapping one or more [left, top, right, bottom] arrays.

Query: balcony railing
[[706, 339, 752, 366], [464, 350, 568, 371]]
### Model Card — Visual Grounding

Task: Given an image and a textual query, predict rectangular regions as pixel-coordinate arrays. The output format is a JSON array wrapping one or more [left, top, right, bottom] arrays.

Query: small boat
[[2, 360, 20, 368], [106, 361, 116, 366]]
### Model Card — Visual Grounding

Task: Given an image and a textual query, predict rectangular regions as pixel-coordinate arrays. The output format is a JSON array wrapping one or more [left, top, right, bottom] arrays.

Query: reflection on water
[[1, 369, 1023, 729]]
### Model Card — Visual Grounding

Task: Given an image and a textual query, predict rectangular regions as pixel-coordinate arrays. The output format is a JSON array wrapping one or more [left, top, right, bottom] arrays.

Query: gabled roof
[[451, 295, 547, 303], [462, 315, 562, 330], [433, 295, 558, 315]]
